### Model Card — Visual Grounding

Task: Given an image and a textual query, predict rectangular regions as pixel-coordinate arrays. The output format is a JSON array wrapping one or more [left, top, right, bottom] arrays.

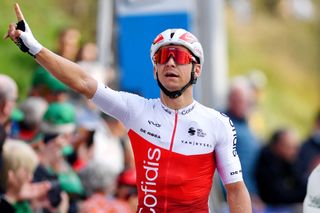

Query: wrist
[[19, 32, 43, 56]]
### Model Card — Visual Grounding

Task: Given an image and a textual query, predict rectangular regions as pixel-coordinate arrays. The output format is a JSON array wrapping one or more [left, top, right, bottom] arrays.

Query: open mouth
[[165, 72, 179, 78]]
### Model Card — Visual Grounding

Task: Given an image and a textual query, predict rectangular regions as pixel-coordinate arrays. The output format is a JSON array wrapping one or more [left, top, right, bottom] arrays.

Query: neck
[[160, 87, 194, 110], [5, 188, 20, 204]]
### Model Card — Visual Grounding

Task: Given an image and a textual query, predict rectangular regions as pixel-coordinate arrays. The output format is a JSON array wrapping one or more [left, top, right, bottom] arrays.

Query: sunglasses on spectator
[[154, 46, 196, 65]]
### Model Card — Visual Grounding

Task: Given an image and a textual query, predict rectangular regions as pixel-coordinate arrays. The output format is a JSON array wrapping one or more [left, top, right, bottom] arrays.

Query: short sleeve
[[214, 113, 243, 185]]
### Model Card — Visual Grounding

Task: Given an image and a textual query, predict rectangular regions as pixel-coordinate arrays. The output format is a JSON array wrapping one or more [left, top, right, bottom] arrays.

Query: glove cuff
[[19, 32, 43, 56]]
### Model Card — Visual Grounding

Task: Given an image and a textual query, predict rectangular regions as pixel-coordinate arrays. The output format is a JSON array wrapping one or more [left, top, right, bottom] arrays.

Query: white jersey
[[303, 163, 320, 213], [92, 83, 243, 213]]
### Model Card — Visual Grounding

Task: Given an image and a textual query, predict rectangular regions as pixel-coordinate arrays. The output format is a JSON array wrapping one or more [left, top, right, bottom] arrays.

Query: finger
[[14, 3, 25, 21], [3, 23, 16, 39], [11, 29, 22, 42], [3, 33, 9, 39]]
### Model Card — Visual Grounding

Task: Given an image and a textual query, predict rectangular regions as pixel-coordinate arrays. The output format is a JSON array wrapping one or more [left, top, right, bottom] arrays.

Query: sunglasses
[[154, 46, 196, 65]]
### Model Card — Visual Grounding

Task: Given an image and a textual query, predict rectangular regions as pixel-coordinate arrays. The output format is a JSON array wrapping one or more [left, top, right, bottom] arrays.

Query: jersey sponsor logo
[[161, 105, 172, 115], [229, 119, 238, 157], [230, 169, 242, 176], [181, 140, 213, 148], [148, 120, 161, 128], [181, 104, 195, 115], [188, 127, 207, 138], [139, 147, 161, 213], [220, 113, 238, 157], [161, 103, 195, 115], [188, 127, 196, 136], [140, 128, 161, 139]]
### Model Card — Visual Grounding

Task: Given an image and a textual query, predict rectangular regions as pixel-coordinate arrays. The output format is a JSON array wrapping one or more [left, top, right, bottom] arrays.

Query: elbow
[[75, 77, 97, 99]]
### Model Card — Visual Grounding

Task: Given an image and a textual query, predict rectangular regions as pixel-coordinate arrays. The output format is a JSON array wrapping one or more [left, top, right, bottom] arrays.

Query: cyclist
[[6, 4, 251, 212]]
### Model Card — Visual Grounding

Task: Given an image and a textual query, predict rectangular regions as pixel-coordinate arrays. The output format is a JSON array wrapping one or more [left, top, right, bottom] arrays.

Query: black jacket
[[255, 146, 306, 204]]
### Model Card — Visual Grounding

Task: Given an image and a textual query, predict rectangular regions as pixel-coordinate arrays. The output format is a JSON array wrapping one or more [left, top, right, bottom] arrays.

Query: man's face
[[153, 45, 200, 91], [276, 131, 299, 163]]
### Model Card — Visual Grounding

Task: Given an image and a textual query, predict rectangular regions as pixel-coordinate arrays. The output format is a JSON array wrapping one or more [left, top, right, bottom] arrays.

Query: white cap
[[303, 163, 320, 213]]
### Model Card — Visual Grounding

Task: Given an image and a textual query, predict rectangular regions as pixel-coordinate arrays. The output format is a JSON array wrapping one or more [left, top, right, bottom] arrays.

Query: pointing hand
[[5, 3, 42, 57]]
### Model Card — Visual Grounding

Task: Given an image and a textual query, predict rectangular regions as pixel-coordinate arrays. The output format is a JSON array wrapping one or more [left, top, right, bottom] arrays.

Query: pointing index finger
[[14, 3, 25, 21]]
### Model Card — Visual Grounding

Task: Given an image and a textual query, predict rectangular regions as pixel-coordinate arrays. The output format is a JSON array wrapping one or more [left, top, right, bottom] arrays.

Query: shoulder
[[196, 102, 231, 123], [0, 195, 15, 213], [195, 102, 235, 134]]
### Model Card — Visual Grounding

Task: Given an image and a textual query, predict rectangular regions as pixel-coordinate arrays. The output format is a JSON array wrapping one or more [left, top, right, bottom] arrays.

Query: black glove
[[15, 20, 42, 57]]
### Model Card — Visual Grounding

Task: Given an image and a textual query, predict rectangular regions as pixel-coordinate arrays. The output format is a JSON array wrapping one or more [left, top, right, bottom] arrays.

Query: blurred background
[[1, 0, 319, 140]]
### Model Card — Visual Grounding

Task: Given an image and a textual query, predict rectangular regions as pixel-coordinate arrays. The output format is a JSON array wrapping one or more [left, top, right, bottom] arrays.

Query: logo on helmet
[[153, 34, 164, 45], [179, 32, 197, 43]]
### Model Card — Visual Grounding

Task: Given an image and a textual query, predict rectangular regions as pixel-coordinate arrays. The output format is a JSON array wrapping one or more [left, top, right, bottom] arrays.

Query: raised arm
[[6, 3, 97, 99]]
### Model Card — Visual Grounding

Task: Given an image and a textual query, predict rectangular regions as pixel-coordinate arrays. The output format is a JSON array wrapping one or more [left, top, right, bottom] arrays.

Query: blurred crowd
[[220, 73, 320, 213], [0, 25, 319, 213]]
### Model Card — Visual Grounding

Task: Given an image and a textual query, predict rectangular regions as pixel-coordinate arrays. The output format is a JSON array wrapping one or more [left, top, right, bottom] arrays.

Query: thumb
[[14, 30, 22, 37], [12, 30, 22, 43]]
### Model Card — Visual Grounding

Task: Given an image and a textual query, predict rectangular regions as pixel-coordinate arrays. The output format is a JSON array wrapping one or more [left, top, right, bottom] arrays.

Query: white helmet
[[150, 28, 204, 66]]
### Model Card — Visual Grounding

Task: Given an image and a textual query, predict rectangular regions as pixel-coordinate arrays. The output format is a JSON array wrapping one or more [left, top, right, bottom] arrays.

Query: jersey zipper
[[164, 110, 178, 212]]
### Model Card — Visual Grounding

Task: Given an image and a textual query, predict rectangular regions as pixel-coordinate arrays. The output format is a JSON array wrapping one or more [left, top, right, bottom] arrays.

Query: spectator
[[29, 67, 70, 103], [77, 42, 116, 85], [0, 74, 18, 133], [57, 27, 81, 62], [78, 160, 132, 213], [225, 76, 262, 209], [70, 119, 96, 172], [115, 168, 138, 213], [92, 113, 133, 176], [17, 96, 48, 143], [0, 139, 40, 212], [0, 75, 53, 211], [255, 128, 306, 212], [33, 102, 84, 212]]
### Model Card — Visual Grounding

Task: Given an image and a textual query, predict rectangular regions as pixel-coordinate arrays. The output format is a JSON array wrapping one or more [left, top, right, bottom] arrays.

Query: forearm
[[35, 48, 97, 98], [226, 181, 252, 213]]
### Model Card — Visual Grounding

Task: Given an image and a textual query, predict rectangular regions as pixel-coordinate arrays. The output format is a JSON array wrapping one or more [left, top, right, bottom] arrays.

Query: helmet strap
[[156, 63, 197, 99]]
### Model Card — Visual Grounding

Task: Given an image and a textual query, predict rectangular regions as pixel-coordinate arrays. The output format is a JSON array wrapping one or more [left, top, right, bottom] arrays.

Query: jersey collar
[[160, 100, 197, 116]]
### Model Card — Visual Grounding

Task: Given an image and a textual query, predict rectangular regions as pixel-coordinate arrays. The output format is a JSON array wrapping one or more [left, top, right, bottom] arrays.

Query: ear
[[194, 64, 202, 78], [7, 170, 16, 185]]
